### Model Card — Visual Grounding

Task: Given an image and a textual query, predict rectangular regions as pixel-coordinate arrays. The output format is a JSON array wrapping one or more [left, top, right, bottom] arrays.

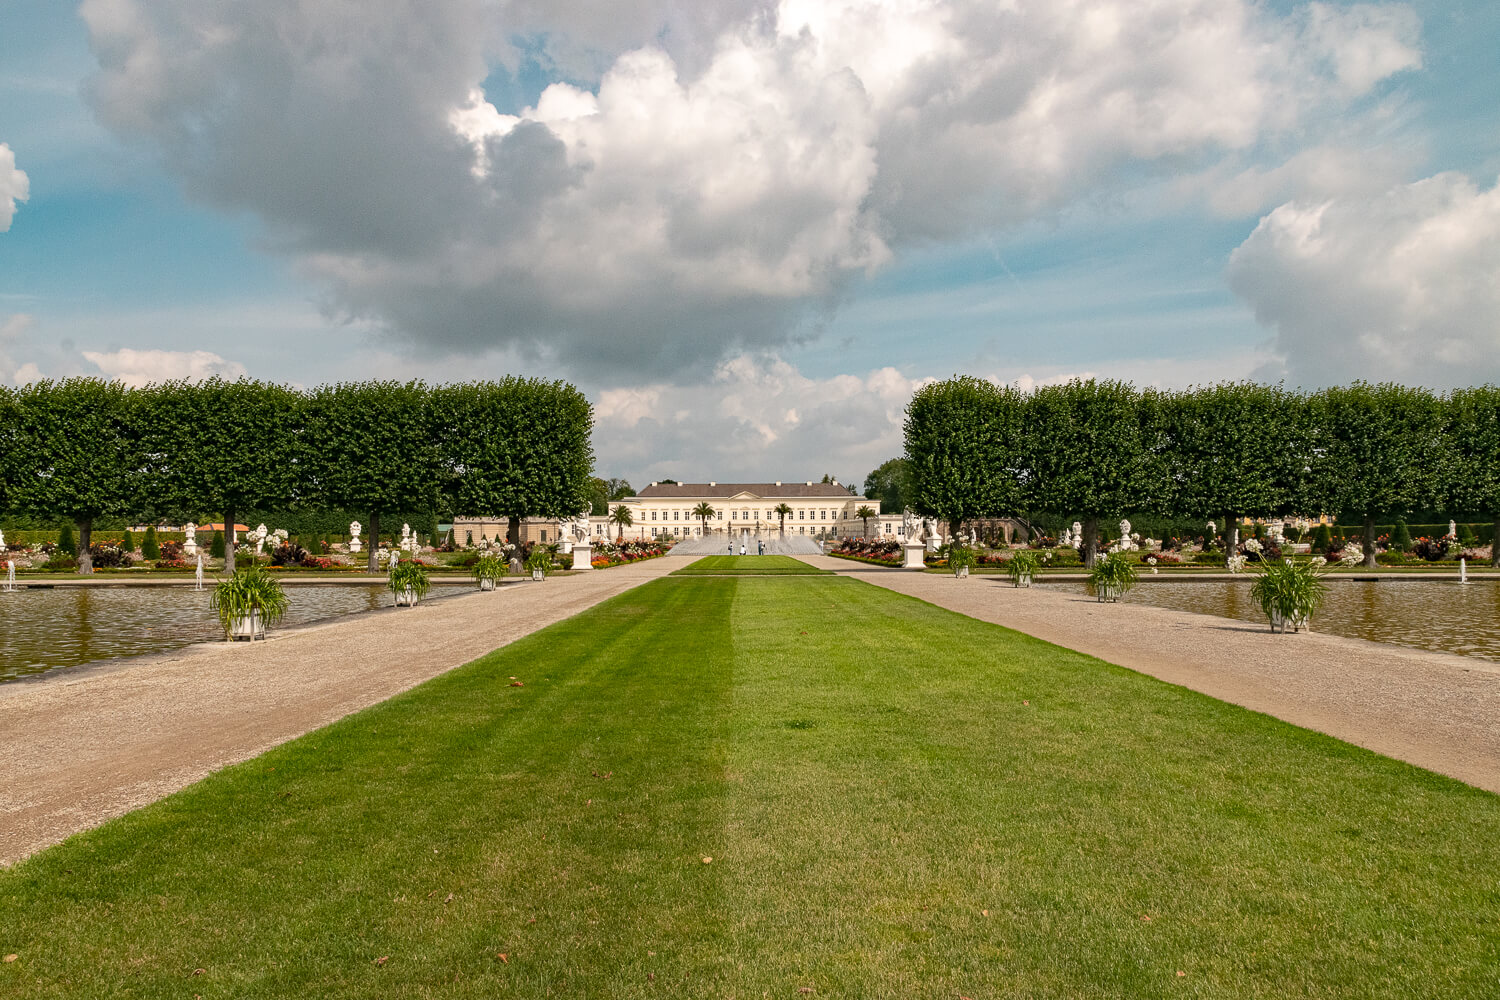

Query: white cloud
[[591, 354, 931, 483], [1227, 172, 1500, 387], [0, 313, 33, 342], [78, 0, 1423, 381], [80, 348, 249, 387], [0, 143, 28, 231]]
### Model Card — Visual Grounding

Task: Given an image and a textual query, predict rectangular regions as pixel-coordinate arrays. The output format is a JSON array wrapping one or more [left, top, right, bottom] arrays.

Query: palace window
[[798, 509, 805, 519], [651, 526, 658, 537], [673, 510, 679, 520]]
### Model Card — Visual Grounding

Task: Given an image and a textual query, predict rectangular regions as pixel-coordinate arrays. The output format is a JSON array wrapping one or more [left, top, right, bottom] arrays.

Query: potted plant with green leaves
[[388, 557, 431, 607], [1085, 551, 1137, 603], [1249, 558, 1327, 633], [1006, 548, 1041, 588], [210, 564, 289, 641], [472, 552, 506, 591], [524, 547, 552, 582], [947, 543, 977, 579]]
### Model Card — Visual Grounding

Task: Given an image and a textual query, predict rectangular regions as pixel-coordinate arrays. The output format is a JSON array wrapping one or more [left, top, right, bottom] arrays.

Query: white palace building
[[450, 480, 906, 546]]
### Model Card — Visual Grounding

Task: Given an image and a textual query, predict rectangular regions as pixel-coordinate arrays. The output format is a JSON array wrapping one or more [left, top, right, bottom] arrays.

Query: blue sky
[[2, 1, 1497, 486]]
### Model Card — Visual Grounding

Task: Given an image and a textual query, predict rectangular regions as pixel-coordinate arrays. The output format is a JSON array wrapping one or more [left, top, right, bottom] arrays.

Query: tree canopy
[[906, 377, 1027, 536]]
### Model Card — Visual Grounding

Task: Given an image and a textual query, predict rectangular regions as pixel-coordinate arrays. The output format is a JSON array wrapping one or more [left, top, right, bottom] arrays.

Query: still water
[[1044, 580, 1500, 663], [0, 584, 473, 682]]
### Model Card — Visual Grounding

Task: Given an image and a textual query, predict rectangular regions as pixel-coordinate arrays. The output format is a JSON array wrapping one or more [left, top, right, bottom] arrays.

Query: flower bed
[[590, 540, 671, 568]]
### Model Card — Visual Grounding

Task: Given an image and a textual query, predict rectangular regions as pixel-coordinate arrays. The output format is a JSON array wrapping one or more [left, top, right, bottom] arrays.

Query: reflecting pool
[[1044, 580, 1500, 663], [0, 584, 473, 682]]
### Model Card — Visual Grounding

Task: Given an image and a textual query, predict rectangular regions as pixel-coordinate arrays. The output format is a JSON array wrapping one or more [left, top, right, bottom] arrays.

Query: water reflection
[[1043, 580, 1500, 663], [0, 585, 472, 682]]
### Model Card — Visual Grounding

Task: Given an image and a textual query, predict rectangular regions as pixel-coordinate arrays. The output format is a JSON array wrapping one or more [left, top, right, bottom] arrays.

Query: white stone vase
[[1014, 572, 1032, 589], [531, 567, 545, 582], [394, 588, 419, 608], [1269, 608, 1308, 633], [478, 577, 496, 592]]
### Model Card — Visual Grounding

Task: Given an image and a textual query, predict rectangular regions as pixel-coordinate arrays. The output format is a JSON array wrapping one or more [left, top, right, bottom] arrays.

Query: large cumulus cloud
[[1229, 173, 1500, 387], [79, 0, 1421, 380]]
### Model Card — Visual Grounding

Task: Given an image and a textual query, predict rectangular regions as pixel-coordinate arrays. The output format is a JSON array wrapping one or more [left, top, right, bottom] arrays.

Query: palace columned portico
[[613, 481, 879, 541]]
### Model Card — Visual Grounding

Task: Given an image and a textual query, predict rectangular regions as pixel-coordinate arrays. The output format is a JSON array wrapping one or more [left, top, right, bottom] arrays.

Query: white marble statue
[[557, 517, 574, 554], [183, 522, 197, 556], [968, 527, 977, 546], [349, 520, 363, 555], [253, 523, 269, 554], [0, 528, 6, 549], [902, 509, 918, 541], [924, 517, 941, 552], [1449, 519, 1458, 538]]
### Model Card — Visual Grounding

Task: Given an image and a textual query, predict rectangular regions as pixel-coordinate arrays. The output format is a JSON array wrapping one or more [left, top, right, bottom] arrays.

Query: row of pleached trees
[[903, 379, 1500, 568], [0, 378, 594, 573]]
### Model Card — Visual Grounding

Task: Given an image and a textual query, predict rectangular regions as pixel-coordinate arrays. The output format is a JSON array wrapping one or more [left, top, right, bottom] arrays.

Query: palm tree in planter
[[774, 503, 793, 536], [609, 504, 634, 542], [211, 564, 289, 641], [855, 505, 876, 538], [388, 558, 431, 607], [692, 502, 717, 537]]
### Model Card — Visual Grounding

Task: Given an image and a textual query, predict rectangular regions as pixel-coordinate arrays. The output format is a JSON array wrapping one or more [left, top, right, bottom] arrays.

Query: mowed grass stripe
[[3, 575, 1499, 997], [720, 576, 1500, 997], [0, 579, 738, 998], [672, 555, 831, 575]]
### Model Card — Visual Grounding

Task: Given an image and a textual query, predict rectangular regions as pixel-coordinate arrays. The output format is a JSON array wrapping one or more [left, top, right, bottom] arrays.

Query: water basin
[[0, 584, 474, 682], [1043, 579, 1500, 663]]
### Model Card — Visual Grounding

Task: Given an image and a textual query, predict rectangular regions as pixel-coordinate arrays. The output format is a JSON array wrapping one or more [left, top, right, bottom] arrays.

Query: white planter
[[229, 611, 264, 641], [953, 565, 969, 579], [478, 577, 496, 591], [1269, 608, 1309, 633], [394, 587, 419, 607], [531, 567, 545, 581], [1095, 584, 1119, 603], [1013, 572, 1032, 588]]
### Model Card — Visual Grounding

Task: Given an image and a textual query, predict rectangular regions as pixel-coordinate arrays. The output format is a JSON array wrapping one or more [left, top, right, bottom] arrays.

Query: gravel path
[[0, 560, 678, 865], [806, 556, 1500, 795]]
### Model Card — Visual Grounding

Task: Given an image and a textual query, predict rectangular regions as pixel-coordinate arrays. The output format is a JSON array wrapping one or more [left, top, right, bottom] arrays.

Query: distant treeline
[[904, 379, 1500, 567], [0, 378, 592, 572]]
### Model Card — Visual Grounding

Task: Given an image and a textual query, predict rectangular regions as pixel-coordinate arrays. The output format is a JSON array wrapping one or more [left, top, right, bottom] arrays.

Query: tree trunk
[[367, 510, 381, 574], [224, 506, 236, 575], [1225, 514, 1240, 560], [1083, 515, 1099, 569], [76, 517, 93, 575], [949, 518, 963, 543], [507, 514, 520, 547], [1364, 515, 1377, 569], [1493, 514, 1499, 569]]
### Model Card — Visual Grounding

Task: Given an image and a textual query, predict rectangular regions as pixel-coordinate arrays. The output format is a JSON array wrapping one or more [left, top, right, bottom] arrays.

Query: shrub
[[211, 530, 226, 559], [123, 529, 136, 553], [1391, 520, 1412, 552], [1311, 523, 1332, 552], [86, 542, 134, 569], [1411, 536, 1449, 562], [44, 554, 77, 571], [1459, 523, 1479, 547], [1085, 551, 1138, 601], [211, 565, 289, 635], [159, 540, 184, 562], [142, 526, 160, 560], [58, 524, 76, 556], [1249, 558, 1327, 632], [270, 542, 309, 567]]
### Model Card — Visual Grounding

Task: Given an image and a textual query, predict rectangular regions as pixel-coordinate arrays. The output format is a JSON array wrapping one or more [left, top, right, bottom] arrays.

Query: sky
[[1, 0, 1497, 490]]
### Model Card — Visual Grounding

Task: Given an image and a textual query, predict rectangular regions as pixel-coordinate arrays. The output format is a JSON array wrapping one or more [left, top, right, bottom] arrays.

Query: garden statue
[[184, 522, 197, 556], [253, 524, 268, 554], [0, 528, 5, 549], [1449, 519, 1457, 538], [924, 517, 941, 552], [557, 518, 574, 555], [902, 509, 918, 540], [968, 527, 977, 546], [349, 521, 362, 555], [574, 512, 591, 542]]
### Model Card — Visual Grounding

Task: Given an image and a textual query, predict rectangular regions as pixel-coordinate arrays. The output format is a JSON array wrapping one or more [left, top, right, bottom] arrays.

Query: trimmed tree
[[1447, 386, 1500, 567], [1019, 380, 1168, 567], [1308, 383, 1447, 569], [905, 377, 1025, 540], [142, 525, 160, 560], [433, 379, 594, 543], [12, 379, 141, 574], [304, 381, 443, 574], [138, 378, 303, 576], [1164, 383, 1310, 558]]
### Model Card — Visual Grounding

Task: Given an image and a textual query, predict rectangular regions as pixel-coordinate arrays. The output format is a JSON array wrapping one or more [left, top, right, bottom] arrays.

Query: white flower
[[1340, 543, 1363, 566], [1206, 520, 1217, 534], [1311, 556, 1327, 568], [1226, 554, 1247, 574], [1243, 538, 1263, 554]]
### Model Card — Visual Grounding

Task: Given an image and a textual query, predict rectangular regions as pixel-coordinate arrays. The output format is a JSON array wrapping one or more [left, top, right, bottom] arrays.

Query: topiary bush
[[58, 524, 76, 556], [123, 529, 136, 553], [1391, 520, 1412, 552], [142, 526, 160, 560], [211, 530, 226, 559], [1311, 523, 1332, 552]]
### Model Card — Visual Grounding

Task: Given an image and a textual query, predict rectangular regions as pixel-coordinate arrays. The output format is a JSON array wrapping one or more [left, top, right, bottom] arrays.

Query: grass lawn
[[3, 577, 1498, 997], [671, 555, 831, 575]]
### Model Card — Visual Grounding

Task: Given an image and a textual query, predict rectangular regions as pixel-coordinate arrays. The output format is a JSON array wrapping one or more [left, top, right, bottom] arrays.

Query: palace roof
[[635, 482, 859, 500]]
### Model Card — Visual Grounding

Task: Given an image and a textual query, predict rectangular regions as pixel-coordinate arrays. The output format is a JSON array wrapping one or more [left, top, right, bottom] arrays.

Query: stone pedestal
[[903, 542, 926, 570], [571, 543, 594, 570]]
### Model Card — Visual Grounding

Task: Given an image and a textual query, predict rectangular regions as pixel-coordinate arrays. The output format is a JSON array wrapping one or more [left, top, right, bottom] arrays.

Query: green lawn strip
[[0, 579, 738, 998], [718, 577, 1500, 997], [672, 555, 831, 576], [5, 576, 1500, 997]]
